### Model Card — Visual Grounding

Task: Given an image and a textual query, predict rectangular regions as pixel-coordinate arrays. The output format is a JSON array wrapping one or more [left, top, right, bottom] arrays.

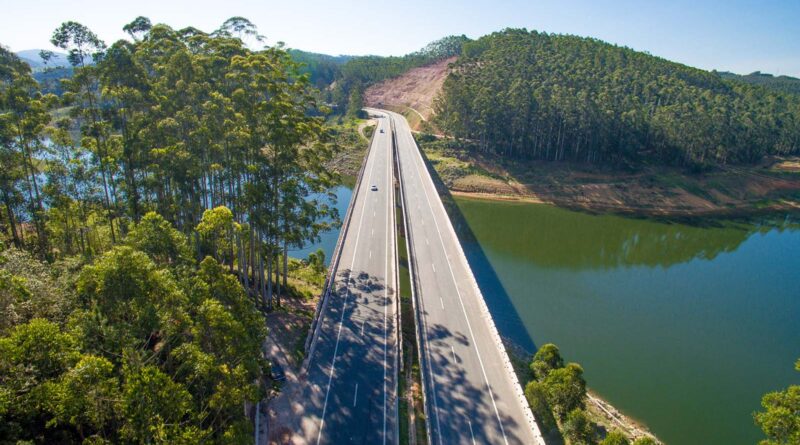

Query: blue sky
[[1, 0, 798, 76]]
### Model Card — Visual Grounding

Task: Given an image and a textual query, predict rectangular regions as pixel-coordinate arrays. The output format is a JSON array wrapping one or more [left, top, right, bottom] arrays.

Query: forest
[[433, 29, 800, 168], [1, 16, 339, 443]]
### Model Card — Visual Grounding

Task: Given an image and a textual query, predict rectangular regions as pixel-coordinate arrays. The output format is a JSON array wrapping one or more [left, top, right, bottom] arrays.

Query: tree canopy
[[0, 16, 342, 443], [434, 29, 800, 168]]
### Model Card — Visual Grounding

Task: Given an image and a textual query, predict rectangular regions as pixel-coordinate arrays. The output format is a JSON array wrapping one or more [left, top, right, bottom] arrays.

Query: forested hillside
[[434, 29, 800, 167], [1, 16, 338, 443], [716, 70, 800, 96], [287, 49, 351, 89]]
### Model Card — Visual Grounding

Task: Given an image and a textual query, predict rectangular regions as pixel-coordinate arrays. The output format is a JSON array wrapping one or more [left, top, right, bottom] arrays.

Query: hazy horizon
[[2, 0, 799, 77]]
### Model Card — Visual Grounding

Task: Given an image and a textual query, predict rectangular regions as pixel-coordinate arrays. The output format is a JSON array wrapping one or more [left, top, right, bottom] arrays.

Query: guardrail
[[301, 115, 379, 373], [390, 116, 403, 445], [392, 114, 434, 445]]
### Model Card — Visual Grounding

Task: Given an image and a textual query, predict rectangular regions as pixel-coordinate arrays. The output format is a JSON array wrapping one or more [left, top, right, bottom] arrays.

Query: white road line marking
[[353, 383, 359, 407], [451, 345, 457, 363], [317, 121, 379, 445], [468, 419, 476, 445], [370, 250, 372, 259], [440, 297, 444, 309], [372, 228, 374, 237], [426, 238, 429, 246], [432, 263, 435, 273], [412, 125, 510, 445]]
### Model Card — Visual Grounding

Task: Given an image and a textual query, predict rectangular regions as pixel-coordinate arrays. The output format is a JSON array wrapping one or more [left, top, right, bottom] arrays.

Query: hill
[[432, 29, 800, 168], [287, 49, 352, 89], [15, 49, 70, 70], [716, 70, 800, 96], [363, 56, 454, 126]]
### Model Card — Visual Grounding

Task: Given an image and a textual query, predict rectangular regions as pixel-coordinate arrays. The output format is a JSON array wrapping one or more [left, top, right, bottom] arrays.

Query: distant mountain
[[16, 49, 70, 70], [715, 70, 800, 95]]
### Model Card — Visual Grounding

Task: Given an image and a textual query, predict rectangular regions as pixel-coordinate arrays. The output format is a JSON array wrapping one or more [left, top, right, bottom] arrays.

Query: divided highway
[[295, 114, 398, 444], [382, 108, 545, 445]]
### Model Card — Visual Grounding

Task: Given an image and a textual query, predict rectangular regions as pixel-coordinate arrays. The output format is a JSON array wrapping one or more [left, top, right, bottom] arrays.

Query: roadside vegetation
[[1, 15, 341, 444], [524, 343, 661, 445], [753, 358, 800, 445]]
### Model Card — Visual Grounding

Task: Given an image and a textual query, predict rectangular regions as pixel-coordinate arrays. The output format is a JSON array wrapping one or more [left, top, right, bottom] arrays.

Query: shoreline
[[417, 142, 800, 221], [449, 189, 800, 220]]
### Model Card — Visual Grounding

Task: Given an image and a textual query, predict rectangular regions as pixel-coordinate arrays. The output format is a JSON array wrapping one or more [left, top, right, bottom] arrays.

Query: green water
[[449, 197, 800, 445]]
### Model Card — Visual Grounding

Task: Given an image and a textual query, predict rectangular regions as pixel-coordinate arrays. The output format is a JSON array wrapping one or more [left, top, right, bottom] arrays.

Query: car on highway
[[380, 129, 384, 133], [371, 185, 378, 191], [270, 362, 286, 382]]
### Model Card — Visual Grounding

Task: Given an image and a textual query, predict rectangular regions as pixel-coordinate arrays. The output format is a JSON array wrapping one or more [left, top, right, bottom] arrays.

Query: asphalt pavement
[[384, 109, 545, 445], [295, 114, 398, 445]]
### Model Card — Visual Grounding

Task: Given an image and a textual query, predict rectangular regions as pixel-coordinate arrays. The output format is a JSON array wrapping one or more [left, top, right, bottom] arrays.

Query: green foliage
[[562, 408, 595, 445], [120, 364, 201, 443], [435, 29, 800, 167], [717, 71, 800, 96], [3, 14, 339, 445], [754, 358, 800, 445], [631, 438, 658, 445], [307, 248, 326, 274], [543, 362, 588, 419], [0, 248, 72, 334], [600, 430, 630, 445], [1, 215, 267, 443], [127, 212, 192, 266], [524, 380, 559, 435], [531, 342, 564, 379], [196, 206, 239, 264]]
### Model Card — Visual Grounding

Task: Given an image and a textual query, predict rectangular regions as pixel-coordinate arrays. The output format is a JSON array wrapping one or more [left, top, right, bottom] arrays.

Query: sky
[[1, 0, 799, 77]]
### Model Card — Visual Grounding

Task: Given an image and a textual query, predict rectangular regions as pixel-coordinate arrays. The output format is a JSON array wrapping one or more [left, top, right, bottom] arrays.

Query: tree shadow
[[419, 317, 533, 444], [417, 148, 538, 355]]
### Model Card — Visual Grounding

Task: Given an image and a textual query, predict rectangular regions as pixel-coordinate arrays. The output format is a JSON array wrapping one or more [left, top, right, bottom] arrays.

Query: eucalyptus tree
[[51, 22, 121, 242], [0, 47, 53, 258]]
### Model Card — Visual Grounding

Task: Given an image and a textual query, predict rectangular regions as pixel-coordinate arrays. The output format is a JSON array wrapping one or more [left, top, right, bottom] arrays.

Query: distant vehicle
[[371, 185, 378, 191], [270, 362, 286, 382], [380, 129, 385, 133]]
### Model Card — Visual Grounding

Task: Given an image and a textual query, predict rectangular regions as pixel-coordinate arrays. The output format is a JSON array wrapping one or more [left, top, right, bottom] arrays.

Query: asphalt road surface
[[384, 109, 544, 445], [297, 114, 398, 445]]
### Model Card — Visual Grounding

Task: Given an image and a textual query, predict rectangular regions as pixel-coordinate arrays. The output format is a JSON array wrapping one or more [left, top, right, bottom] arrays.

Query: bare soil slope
[[364, 56, 455, 123]]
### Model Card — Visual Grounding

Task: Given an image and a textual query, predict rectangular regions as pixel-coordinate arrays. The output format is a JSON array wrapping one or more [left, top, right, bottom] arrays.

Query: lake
[[449, 197, 800, 445], [289, 184, 353, 264]]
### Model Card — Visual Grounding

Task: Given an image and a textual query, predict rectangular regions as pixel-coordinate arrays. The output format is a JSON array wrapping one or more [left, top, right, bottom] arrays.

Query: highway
[[383, 109, 545, 445], [294, 113, 398, 444]]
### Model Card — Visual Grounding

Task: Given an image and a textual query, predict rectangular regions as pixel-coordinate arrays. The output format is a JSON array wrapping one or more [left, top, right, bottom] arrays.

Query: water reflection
[[452, 199, 796, 270]]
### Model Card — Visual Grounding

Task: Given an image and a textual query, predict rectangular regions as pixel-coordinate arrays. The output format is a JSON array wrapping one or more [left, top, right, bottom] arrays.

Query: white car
[[370, 185, 378, 191]]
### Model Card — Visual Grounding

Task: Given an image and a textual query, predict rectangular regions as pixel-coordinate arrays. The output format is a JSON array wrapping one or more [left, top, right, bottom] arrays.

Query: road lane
[[383, 109, 545, 445], [296, 114, 398, 445]]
